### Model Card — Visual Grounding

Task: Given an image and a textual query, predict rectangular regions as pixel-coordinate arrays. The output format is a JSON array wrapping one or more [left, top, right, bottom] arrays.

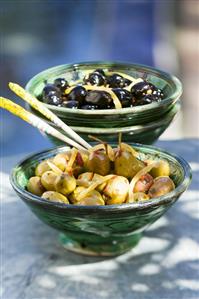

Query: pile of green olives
[[26, 143, 175, 206], [40, 69, 164, 109]]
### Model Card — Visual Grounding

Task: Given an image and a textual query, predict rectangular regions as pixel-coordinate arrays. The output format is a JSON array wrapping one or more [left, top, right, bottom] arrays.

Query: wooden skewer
[[88, 134, 106, 144], [118, 132, 122, 147], [8, 82, 92, 150], [88, 134, 108, 156], [87, 135, 115, 161], [0, 97, 86, 151]]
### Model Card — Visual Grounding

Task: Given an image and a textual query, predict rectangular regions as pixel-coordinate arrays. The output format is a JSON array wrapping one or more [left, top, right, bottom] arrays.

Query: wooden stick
[[8, 82, 92, 149], [88, 134, 106, 144], [87, 135, 115, 161], [118, 132, 122, 147], [0, 97, 86, 151]]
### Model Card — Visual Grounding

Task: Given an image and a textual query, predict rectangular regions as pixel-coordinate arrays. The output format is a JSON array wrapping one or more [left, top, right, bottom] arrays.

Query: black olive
[[131, 81, 155, 99], [134, 96, 152, 106], [107, 74, 125, 88], [124, 78, 132, 86], [62, 100, 79, 109], [94, 69, 106, 76], [112, 88, 132, 107], [80, 104, 99, 110], [135, 94, 160, 106], [86, 72, 106, 86], [42, 84, 60, 97], [43, 94, 62, 106], [106, 103, 115, 109], [152, 94, 162, 102], [85, 90, 112, 108], [152, 88, 164, 99], [54, 78, 69, 91], [67, 86, 87, 105], [60, 95, 68, 102]]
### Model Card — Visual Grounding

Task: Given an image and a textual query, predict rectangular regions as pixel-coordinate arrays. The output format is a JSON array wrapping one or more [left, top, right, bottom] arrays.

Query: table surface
[[1, 139, 199, 299]]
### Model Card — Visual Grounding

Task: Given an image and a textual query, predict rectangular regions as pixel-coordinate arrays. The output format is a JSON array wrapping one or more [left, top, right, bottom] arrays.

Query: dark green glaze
[[25, 61, 182, 128], [42, 101, 180, 145], [10, 143, 191, 256]]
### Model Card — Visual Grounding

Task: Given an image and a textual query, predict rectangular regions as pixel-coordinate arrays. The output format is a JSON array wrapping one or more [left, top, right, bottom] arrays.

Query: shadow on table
[[3, 194, 198, 299]]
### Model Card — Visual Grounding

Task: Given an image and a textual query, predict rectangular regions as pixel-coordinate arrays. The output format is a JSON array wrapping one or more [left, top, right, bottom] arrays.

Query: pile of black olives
[[26, 143, 175, 206], [41, 69, 164, 109]]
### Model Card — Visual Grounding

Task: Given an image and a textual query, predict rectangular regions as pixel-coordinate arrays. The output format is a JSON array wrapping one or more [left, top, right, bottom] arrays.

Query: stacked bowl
[[11, 143, 191, 256], [25, 61, 182, 145], [9, 62, 190, 257]]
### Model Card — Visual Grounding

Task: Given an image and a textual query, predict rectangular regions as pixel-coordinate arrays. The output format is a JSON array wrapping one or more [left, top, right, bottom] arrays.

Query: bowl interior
[[26, 61, 182, 120], [12, 143, 191, 211]]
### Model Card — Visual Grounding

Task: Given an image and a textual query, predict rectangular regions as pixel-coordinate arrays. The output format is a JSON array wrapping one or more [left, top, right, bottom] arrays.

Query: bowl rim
[[68, 101, 180, 134], [10, 143, 192, 213], [25, 61, 183, 116]]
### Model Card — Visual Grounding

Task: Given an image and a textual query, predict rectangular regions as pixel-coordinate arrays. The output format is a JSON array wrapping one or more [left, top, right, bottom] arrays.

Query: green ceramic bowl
[[25, 61, 182, 128], [10, 143, 191, 256], [42, 101, 180, 145]]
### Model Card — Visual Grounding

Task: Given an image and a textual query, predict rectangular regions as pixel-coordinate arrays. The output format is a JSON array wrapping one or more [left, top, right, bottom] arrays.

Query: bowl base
[[59, 233, 142, 257]]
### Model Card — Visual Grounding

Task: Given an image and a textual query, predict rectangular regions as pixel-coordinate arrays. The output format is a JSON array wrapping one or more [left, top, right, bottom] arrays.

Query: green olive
[[77, 190, 105, 206], [148, 176, 175, 198], [114, 150, 144, 179], [55, 173, 76, 195], [27, 176, 45, 196], [72, 166, 84, 178], [85, 151, 111, 176], [133, 174, 154, 193], [126, 192, 150, 203], [150, 160, 170, 178], [103, 176, 129, 205], [53, 153, 68, 171], [42, 191, 69, 203], [41, 171, 59, 191], [77, 172, 106, 191], [35, 160, 51, 177], [69, 186, 87, 204], [78, 172, 93, 182], [92, 173, 107, 192]]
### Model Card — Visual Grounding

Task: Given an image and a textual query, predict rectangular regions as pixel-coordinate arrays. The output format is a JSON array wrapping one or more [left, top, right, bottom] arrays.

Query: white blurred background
[[157, 0, 199, 140]]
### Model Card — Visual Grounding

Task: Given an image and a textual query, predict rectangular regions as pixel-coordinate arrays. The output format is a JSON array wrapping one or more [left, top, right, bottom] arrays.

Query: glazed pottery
[[41, 101, 180, 145], [25, 61, 182, 128], [10, 143, 191, 256]]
